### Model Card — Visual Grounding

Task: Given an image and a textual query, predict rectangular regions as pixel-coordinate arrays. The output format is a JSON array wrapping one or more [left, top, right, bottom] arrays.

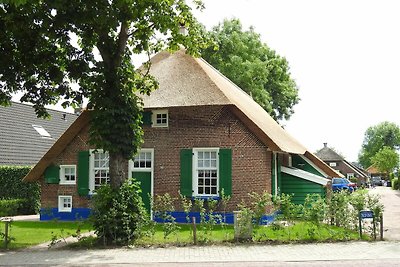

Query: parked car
[[344, 178, 357, 191], [372, 177, 383, 186], [332, 178, 354, 192], [386, 179, 392, 187]]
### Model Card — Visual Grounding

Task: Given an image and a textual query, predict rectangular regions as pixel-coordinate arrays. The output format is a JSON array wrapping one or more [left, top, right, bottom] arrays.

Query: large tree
[[0, 0, 207, 188], [202, 19, 299, 121], [372, 146, 399, 177], [358, 121, 400, 168]]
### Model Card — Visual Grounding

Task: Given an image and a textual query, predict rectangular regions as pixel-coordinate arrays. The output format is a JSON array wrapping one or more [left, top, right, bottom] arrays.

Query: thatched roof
[[144, 50, 307, 154]]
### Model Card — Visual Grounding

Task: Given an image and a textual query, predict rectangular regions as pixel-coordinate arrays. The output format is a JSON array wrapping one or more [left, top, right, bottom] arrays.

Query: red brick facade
[[40, 105, 272, 212]]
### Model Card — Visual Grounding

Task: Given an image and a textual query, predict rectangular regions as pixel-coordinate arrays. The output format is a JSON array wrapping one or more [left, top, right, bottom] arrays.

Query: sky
[[10, 0, 400, 162], [192, 0, 400, 162]]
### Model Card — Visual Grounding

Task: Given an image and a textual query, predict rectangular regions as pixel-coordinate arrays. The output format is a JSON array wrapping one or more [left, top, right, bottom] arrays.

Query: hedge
[[392, 178, 399, 190], [0, 166, 40, 215], [0, 199, 27, 217]]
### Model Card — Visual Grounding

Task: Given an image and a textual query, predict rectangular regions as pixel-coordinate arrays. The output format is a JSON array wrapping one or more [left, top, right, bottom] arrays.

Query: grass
[[0, 220, 92, 250], [71, 221, 366, 249], [1, 220, 368, 250]]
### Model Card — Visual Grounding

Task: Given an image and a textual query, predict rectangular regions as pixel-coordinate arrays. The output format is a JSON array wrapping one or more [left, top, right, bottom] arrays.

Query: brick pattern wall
[[40, 124, 92, 209], [143, 105, 271, 210], [40, 105, 272, 212]]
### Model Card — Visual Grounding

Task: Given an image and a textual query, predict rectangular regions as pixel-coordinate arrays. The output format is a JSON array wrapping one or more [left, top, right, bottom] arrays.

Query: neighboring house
[[0, 102, 78, 166], [366, 164, 384, 180], [24, 50, 340, 221], [315, 143, 368, 185]]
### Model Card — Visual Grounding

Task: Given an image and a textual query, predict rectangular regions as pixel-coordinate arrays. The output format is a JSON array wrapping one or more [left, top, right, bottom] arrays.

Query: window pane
[[211, 160, 216, 167], [211, 187, 217, 194], [204, 160, 210, 167], [198, 152, 203, 159], [205, 187, 210, 194], [198, 187, 203, 194], [211, 152, 217, 159], [198, 179, 204, 186], [198, 160, 203, 168], [211, 179, 217, 186]]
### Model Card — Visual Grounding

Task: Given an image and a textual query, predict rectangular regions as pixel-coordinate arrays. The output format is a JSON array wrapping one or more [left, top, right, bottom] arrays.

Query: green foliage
[[358, 121, 400, 168], [274, 193, 303, 222], [152, 193, 179, 240], [202, 18, 299, 120], [90, 178, 147, 246], [372, 146, 399, 175], [178, 192, 192, 224], [303, 194, 327, 225], [0, 166, 40, 214], [392, 178, 399, 190], [0, 0, 209, 188], [0, 199, 25, 217]]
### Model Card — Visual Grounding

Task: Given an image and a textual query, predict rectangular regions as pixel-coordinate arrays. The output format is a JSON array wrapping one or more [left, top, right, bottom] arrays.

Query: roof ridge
[[10, 101, 77, 115]]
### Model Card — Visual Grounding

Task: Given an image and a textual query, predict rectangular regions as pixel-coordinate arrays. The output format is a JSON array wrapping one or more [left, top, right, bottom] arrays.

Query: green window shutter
[[219, 148, 232, 197], [44, 165, 60, 184], [180, 149, 193, 197], [271, 153, 276, 196], [77, 151, 90, 196], [142, 111, 152, 126]]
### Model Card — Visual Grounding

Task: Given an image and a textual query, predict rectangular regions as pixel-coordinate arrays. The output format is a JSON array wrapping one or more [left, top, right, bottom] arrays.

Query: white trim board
[[281, 166, 329, 186], [298, 154, 328, 178]]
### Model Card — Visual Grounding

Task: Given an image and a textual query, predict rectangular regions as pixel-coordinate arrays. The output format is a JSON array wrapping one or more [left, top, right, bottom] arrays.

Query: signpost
[[359, 210, 383, 240]]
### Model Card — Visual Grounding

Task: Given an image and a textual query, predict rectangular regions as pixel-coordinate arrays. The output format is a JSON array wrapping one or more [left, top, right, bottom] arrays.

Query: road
[[369, 186, 400, 240]]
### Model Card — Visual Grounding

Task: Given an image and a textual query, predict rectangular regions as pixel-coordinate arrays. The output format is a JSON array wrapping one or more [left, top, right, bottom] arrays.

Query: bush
[[90, 178, 148, 245], [0, 166, 40, 214], [392, 178, 399, 190], [0, 199, 26, 216]]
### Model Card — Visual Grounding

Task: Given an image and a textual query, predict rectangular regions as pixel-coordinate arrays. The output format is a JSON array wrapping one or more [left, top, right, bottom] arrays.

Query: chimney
[[62, 113, 66, 121], [323, 142, 327, 148]]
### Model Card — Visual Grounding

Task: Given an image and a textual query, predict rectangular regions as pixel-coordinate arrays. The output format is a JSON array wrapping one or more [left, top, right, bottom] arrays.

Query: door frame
[[129, 148, 154, 217]]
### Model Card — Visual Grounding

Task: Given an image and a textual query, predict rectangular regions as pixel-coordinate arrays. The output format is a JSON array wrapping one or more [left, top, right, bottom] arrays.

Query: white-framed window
[[133, 150, 152, 170], [152, 109, 168, 127], [58, 195, 72, 212], [89, 149, 110, 193], [347, 173, 354, 179], [329, 162, 337, 167], [59, 165, 76, 185], [193, 148, 219, 197]]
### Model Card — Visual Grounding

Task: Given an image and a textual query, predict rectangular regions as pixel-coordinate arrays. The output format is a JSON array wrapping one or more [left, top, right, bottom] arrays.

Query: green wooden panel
[[77, 151, 90, 196], [219, 148, 232, 196], [281, 172, 325, 205], [142, 111, 152, 126], [180, 149, 193, 197], [292, 154, 324, 177], [44, 165, 60, 184], [271, 153, 276, 195], [132, 171, 152, 213]]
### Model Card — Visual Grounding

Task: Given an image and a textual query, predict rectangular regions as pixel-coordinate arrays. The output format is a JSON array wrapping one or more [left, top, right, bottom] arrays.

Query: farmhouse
[[24, 50, 340, 221]]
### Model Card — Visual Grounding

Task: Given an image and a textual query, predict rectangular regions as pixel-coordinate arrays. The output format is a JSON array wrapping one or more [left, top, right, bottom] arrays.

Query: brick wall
[[143, 105, 271, 210], [41, 105, 272, 212]]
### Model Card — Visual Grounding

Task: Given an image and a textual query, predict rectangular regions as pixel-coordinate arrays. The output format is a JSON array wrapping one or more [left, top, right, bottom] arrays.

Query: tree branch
[[114, 21, 129, 67]]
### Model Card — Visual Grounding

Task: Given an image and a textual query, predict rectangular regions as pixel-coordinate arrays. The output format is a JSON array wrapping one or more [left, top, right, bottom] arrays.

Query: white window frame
[[59, 165, 76, 185], [58, 195, 72, 212], [131, 149, 153, 171], [192, 148, 219, 197], [89, 149, 110, 194], [347, 173, 355, 179], [329, 162, 337, 167], [152, 109, 168, 128]]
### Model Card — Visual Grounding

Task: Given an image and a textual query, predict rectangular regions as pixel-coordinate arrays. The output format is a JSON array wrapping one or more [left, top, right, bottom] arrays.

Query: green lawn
[[0, 221, 92, 250], [1, 220, 367, 250]]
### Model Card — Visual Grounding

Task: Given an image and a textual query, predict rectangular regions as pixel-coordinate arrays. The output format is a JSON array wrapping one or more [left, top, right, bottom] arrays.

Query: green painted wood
[[271, 153, 276, 196], [132, 171, 152, 213], [219, 148, 232, 196], [44, 165, 60, 184], [180, 149, 193, 197], [292, 154, 324, 177], [281, 172, 325, 205], [77, 151, 90, 196], [142, 111, 152, 126]]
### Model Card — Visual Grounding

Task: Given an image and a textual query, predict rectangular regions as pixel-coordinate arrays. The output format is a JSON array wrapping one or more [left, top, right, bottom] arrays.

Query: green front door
[[132, 171, 152, 213]]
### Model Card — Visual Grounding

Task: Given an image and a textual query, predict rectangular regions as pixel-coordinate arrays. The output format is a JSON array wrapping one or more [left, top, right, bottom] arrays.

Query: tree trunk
[[109, 152, 128, 189]]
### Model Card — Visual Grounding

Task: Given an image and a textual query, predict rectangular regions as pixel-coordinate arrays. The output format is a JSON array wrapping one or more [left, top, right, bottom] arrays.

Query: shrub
[[392, 178, 399, 190], [0, 166, 40, 214], [0, 199, 26, 216], [90, 178, 147, 246]]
